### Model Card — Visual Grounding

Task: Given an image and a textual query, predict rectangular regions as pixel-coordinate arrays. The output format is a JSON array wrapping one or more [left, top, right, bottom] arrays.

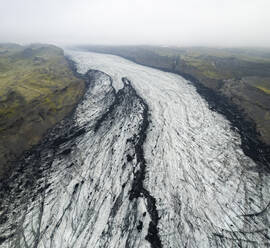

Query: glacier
[[0, 50, 270, 248]]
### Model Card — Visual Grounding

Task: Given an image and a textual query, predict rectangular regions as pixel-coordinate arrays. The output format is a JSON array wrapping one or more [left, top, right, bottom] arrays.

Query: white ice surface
[[66, 50, 270, 247]]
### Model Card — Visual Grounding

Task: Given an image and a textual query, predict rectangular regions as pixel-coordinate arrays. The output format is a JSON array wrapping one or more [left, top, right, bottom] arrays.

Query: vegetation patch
[[256, 86, 270, 94], [0, 43, 85, 178]]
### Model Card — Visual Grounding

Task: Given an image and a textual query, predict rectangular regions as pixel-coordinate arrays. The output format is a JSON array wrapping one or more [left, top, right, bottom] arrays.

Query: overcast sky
[[1, 0, 270, 47]]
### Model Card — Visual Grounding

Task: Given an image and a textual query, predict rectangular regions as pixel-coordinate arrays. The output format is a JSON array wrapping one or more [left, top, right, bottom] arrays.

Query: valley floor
[[1, 51, 270, 247]]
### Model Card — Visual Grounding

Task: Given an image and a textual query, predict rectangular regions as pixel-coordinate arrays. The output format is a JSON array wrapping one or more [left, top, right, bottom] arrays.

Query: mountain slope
[[0, 44, 85, 178]]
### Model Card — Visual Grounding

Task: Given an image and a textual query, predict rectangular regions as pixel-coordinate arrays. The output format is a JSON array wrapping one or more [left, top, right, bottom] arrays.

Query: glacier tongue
[[0, 50, 270, 248], [67, 51, 270, 247]]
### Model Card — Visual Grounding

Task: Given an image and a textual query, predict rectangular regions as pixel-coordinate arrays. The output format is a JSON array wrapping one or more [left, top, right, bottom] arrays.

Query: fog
[[1, 0, 270, 47]]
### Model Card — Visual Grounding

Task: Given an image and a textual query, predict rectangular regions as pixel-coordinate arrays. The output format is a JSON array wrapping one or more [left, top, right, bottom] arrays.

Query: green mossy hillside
[[0, 44, 85, 178]]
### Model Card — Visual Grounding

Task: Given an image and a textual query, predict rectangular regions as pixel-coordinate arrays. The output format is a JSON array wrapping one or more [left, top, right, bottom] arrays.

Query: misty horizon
[[1, 0, 270, 48]]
